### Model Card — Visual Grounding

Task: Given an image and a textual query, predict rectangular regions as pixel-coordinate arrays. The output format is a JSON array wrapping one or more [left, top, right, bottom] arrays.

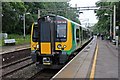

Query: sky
[[69, 0, 100, 26]]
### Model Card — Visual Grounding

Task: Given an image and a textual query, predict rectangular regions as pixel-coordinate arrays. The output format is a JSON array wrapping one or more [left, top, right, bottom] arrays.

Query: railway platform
[[94, 39, 118, 79], [52, 36, 118, 79], [0, 43, 30, 54]]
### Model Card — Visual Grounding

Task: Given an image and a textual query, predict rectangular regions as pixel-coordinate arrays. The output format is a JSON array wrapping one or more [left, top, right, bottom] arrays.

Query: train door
[[38, 16, 55, 55]]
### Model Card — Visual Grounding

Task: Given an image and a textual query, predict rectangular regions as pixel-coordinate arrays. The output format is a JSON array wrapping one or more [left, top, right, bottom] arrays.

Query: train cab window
[[76, 29, 80, 43], [32, 26, 38, 42], [56, 24, 67, 42]]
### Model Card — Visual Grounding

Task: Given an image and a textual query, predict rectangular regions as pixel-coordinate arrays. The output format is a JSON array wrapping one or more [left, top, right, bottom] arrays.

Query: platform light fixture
[[23, 12, 30, 39]]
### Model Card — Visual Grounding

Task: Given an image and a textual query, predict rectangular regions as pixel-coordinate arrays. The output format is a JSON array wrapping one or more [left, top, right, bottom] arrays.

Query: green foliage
[[8, 34, 30, 44], [2, 2, 26, 34], [0, 34, 30, 46], [0, 39, 4, 47], [93, 1, 120, 35], [2, 2, 79, 35]]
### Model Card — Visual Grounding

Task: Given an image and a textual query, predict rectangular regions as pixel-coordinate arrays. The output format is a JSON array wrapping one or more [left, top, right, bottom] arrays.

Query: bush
[[0, 34, 30, 46]]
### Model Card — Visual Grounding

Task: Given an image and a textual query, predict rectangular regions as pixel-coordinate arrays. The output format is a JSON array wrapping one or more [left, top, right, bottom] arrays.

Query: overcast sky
[[69, 0, 100, 26]]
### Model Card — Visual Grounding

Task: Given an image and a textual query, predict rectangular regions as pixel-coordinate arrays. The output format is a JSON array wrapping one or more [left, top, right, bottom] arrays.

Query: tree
[[2, 2, 26, 34], [93, 1, 120, 37], [2, 2, 79, 34]]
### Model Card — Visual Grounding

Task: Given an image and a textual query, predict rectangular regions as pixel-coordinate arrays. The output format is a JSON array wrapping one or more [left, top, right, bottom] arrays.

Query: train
[[31, 14, 92, 68]]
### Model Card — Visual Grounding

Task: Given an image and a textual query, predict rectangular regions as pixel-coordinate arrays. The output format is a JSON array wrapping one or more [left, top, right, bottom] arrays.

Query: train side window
[[76, 29, 80, 43]]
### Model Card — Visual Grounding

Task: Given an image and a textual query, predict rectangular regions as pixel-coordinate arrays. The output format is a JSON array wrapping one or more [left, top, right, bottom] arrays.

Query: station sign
[[55, 20, 67, 24]]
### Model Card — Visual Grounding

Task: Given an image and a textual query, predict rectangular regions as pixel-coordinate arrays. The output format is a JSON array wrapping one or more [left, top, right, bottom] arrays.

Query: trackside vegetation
[[92, 1, 120, 37], [2, 2, 81, 46], [2, 2, 80, 35], [0, 34, 30, 46]]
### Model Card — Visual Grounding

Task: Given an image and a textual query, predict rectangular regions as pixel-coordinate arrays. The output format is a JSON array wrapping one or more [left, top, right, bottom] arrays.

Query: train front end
[[31, 15, 72, 68]]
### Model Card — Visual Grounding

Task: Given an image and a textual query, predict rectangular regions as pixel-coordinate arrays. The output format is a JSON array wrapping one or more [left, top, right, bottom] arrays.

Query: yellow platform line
[[90, 44, 98, 80]]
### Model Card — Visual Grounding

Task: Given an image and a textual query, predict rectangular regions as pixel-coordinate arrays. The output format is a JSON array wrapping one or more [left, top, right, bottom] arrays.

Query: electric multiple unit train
[[31, 14, 92, 68]]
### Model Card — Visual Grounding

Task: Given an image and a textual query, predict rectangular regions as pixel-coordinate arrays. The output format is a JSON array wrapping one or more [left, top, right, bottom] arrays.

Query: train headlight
[[32, 44, 36, 49], [63, 45, 67, 48], [36, 44, 39, 49], [57, 44, 62, 49]]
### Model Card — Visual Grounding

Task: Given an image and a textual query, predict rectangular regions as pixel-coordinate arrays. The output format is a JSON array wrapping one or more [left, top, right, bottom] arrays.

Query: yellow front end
[[31, 24, 51, 55], [41, 43, 51, 54], [31, 20, 72, 54], [31, 15, 73, 67], [55, 21, 72, 51]]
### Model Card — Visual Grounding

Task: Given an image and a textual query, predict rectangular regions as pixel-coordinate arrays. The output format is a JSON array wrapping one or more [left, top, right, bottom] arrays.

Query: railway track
[[0, 56, 31, 69], [1, 38, 92, 79], [27, 39, 92, 80], [1, 56, 34, 78], [28, 69, 60, 80], [1, 48, 31, 65], [1, 48, 59, 79]]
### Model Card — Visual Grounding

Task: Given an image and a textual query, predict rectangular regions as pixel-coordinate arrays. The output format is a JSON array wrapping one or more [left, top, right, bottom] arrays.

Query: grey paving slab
[[118, 46, 120, 80], [95, 39, 118, 78], [52, 37, 97, 79]]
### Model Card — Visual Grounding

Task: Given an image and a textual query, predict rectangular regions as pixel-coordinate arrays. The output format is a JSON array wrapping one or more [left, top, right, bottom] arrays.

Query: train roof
[[56, 15, 89, 30], [39, 14, 89, 31]]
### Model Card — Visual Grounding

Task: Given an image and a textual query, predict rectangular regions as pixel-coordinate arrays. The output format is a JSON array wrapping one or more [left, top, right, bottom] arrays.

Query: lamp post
[[76, 11, 83, 24], [38, 9, 40, 19], [113, 5, 118, 48], [110, 14, 112, 39], [23, 12, 30, 39], [79, 18, 89, 27], [104, 13, 112, 41], [113, 5, 116, 40], [116, 26, 119, 49]]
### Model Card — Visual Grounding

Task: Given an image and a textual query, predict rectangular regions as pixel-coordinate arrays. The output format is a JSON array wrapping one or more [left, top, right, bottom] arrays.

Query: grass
[[0, 39, 3, 46], [0, 34, 30, 46]]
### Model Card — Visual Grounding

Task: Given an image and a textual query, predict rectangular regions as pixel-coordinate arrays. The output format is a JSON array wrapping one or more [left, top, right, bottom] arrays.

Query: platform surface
[[52, 37, 97, 79], [95, 39, 118, 78], [52, 37, 118, 79]]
